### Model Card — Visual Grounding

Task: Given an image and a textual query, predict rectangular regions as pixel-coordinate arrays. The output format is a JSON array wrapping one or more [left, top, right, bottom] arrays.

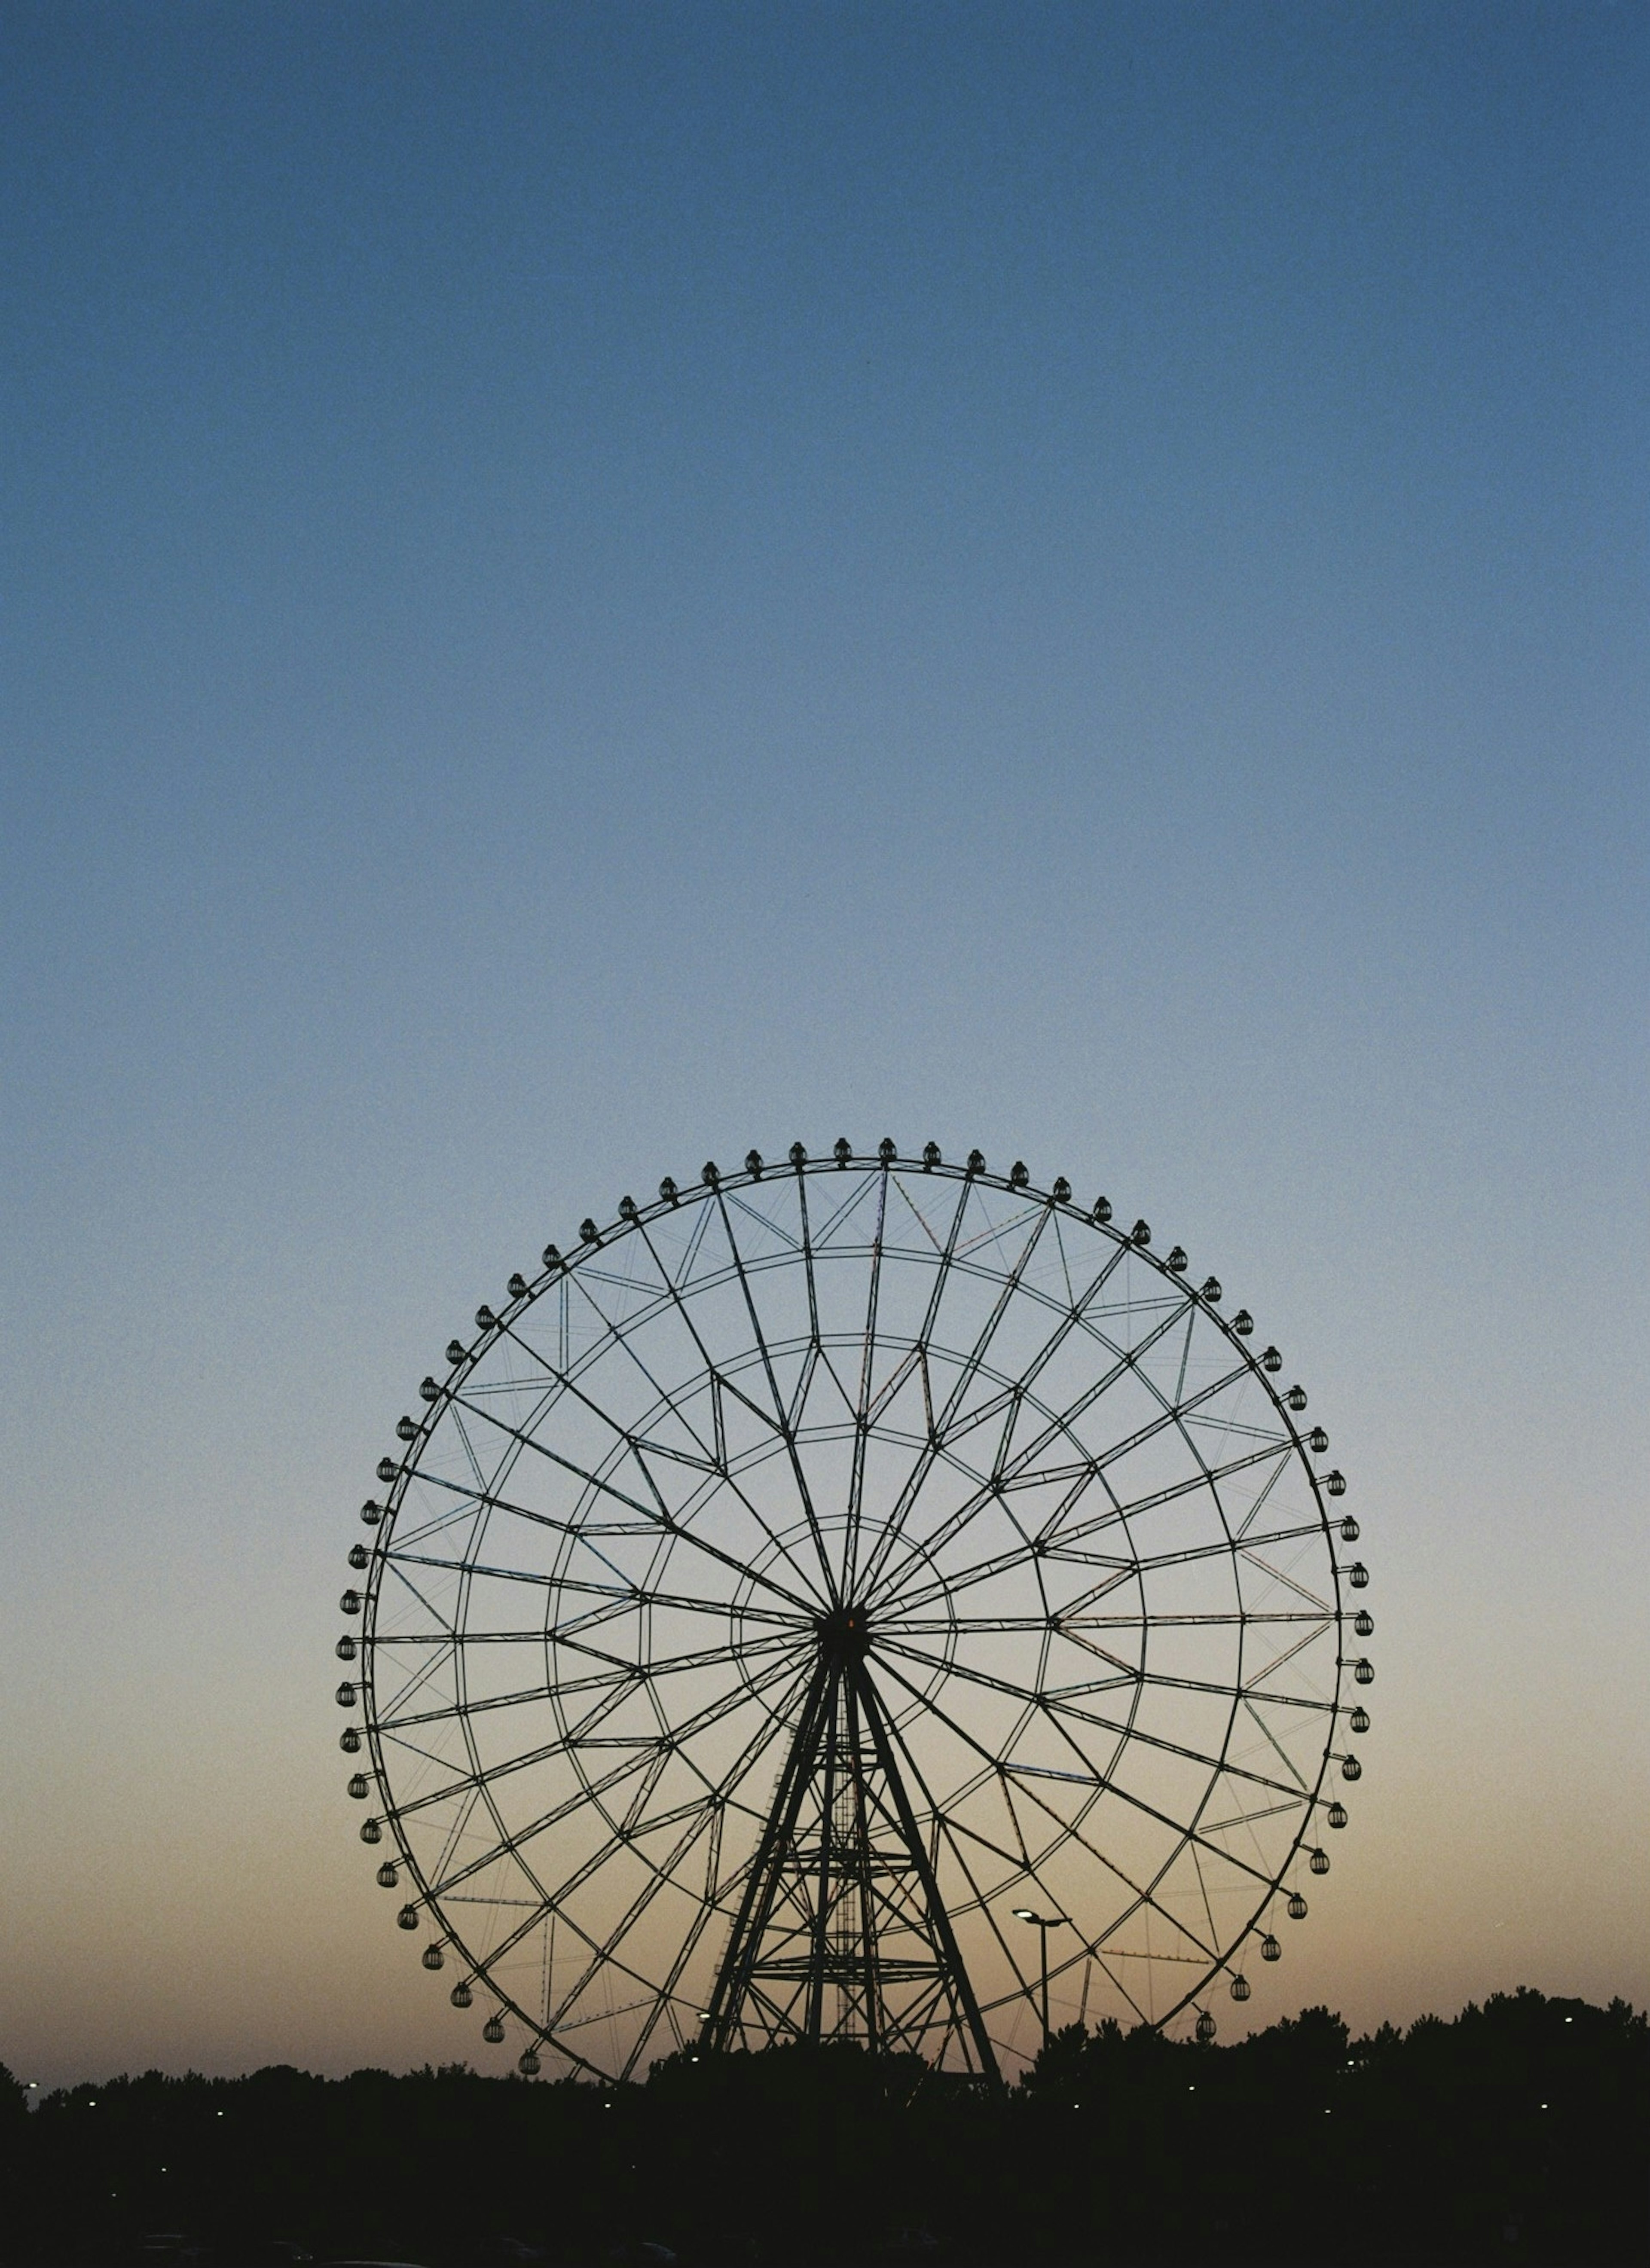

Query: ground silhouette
[[3, 1990, 1642, 2265]]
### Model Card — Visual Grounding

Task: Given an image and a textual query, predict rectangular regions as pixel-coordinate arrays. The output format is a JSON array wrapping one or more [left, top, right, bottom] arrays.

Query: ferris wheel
[[334, 1141, 1372, 2084]]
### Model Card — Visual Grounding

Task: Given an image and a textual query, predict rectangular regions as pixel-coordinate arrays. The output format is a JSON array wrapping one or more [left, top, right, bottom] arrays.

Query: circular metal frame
[[338, 1142, 1370, 2079]]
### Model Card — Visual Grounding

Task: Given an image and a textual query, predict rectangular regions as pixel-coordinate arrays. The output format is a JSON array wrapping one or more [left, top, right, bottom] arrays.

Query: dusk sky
[[2, 0, 1645, 2089]]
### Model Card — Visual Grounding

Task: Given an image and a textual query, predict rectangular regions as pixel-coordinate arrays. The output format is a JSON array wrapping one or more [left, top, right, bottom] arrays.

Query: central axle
[[817, 1604, 873, 1660]]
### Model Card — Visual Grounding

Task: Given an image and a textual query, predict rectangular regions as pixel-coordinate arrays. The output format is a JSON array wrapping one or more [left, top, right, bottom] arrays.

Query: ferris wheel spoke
[[387, 1547, 804, 1636], [612, 1739, 676, 1832], [998, 1658, 1307, 1807], [1047, 1430, 1289, 1546], [427, 1743, 667, 1901], [867, 1333, 1249, 1613], [882, 1512, 1321, 1629], [564, 1786, 727, 1910], [1084, 1956, 1153, 2030], [441, 1393, 823, 1617], [547, 1575, 791, 1635], [931, 1789, 1079, 1895], [389, 1466, 579, 1547], [865, 1673, 1054, 2004], [556, 1661, 679, 1752], [573, 1645, 811, 1790], [871, 1649, 1281, 1906], [442, 1404, 493, 1501], [786, 1165, 848, 1453], [874, 1630, 1121, 1719], [383, 1624, 609, 1649], [483, 1676, 817, 1997], [875, 1539, 1099, 1623], [553, 1239, 852, 1590], [381, 1734, 552, 1826], [787, 1156, 827, 1340], [603, 1808, 736, 2077], [1063, 1662, 1334, 1715], [914, 1267, 1197, 1510], [619, 1859, 735, 2079], [868, 1654, 1222, 1960], [567, 1627, 801, 1697], [547, 1258, 725, 1466], [904, 1242, 1137, 1473], [722, 1182, 804, 1252], [880, 1174, 980, 1453], [1051, 1612, 1188, 1678], [673, 1657, 824, 1842], [533, 1247, 764, 1444], [889, 1155, 972, 1277], [712, 1188, 837, 1597], [377, 1673, 573, 1734], [847, 1660, 1001, 2075], [1038, 1686, 1307, 1815], [841, 1161, 893, 1596], [440, 1733, 757, 1946], [547, 1590, 688, 1659], [387, 1698, 658, 1826], [425, 1778, 483, 1889], [375, 1719, 483, 1783], [854, 1209, 1058, 1596], [854, 1194, 1058, 1599], [888, 1607, 1327, 1638], [1111, 1520, 1320, 1578], [474, 1848, 651, 2006], [621, 1208, 840, 1604], [630, 1657, 818, 1825]]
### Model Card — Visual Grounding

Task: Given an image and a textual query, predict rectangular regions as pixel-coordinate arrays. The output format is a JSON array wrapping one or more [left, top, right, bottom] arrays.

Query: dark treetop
[[4, 1990, 1643, 2268]]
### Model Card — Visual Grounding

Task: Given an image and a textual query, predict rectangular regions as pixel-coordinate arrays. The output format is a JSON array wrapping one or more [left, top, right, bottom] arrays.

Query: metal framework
[[336, 1142, 1372, 2082]]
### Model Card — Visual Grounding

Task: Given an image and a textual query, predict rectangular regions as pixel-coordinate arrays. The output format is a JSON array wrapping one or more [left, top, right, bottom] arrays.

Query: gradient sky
[[1, 0, 1644, 2088]]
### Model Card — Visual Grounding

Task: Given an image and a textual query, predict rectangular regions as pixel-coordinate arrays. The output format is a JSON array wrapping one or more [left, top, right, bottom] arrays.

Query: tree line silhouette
[[3, 1990, 1642, 2266]]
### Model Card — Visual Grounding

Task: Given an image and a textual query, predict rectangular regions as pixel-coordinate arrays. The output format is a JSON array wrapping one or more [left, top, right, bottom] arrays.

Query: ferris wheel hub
[[817, 1604, 874, 1660]]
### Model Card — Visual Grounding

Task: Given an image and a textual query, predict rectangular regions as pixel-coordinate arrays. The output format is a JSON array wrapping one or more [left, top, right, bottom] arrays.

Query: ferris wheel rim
[[344, 1142, 1363, 2077]]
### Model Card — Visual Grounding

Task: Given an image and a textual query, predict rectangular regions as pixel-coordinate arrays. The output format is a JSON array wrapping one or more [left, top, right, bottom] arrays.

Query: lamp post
[[1011, 1907, 1069, 2049]]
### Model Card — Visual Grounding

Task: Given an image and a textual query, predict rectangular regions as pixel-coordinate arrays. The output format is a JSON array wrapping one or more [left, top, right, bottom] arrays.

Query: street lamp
[[1011, 1907, 1069, 2049]]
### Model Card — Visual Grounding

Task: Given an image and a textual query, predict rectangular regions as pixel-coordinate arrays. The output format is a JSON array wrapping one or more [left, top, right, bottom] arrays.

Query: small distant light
[[1564, 2017, 1573, 2024], [1541, 2102, 1548, 2110]]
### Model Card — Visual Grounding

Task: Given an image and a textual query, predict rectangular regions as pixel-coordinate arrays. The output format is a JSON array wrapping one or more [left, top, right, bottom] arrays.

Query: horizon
[[12, 1981, 1644, 2097]]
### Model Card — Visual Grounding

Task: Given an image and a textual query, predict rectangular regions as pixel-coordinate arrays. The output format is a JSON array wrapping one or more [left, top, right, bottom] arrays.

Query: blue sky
[[1, 0, 1644, 2083]]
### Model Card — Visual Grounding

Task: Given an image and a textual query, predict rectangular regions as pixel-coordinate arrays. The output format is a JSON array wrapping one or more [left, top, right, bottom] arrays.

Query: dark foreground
[[3, 1992, 1644, 2268]]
